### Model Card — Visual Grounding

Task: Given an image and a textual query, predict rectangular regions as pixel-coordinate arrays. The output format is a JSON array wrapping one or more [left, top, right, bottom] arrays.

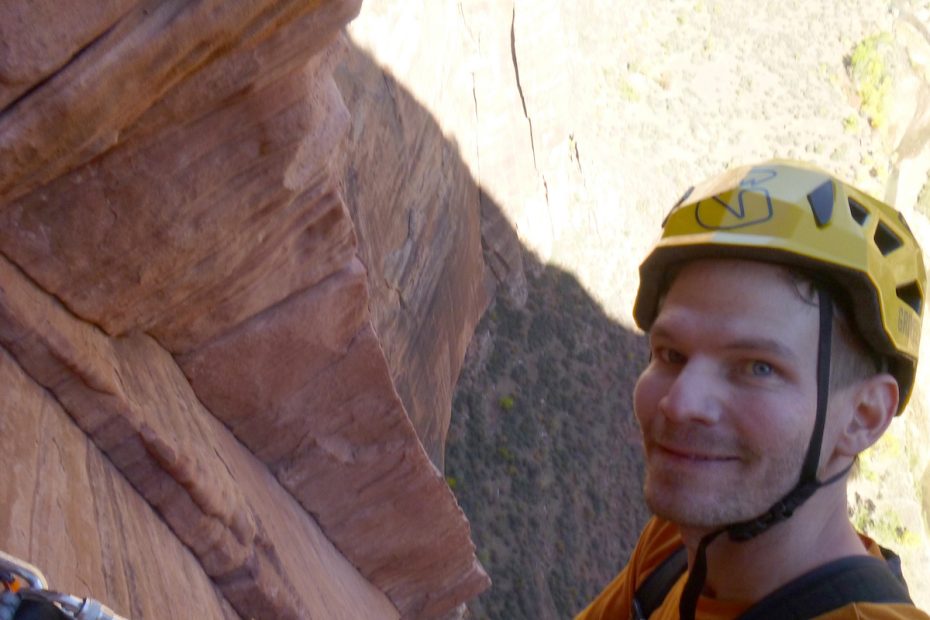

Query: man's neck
[[676, 485, 867, 603]]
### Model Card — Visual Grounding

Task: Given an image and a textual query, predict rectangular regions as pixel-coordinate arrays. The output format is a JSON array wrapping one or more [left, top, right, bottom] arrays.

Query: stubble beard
[[641, 443, 807, 529]]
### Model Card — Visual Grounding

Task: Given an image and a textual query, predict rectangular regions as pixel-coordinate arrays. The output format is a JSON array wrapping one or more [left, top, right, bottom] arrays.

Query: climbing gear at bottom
[[632, 542, 913, 620], [1, 550, 127, 620]]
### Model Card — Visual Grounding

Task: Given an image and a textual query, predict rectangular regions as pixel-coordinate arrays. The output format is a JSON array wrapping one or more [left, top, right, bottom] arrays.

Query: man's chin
[[644, 489, 742, 530], [647, 502, 724, 530]]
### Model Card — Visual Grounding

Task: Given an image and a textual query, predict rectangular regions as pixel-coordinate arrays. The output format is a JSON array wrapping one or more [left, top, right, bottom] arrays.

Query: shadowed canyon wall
[[0, 1, 495, 618]]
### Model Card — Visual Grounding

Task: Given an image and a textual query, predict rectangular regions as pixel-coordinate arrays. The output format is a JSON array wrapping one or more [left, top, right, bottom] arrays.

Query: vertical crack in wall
[[510, 5, 537, 172], [471, 71, 480, 178], [458, 1, 475, 42], [459, 1, 482, 189], [542, 175, 555, 246]]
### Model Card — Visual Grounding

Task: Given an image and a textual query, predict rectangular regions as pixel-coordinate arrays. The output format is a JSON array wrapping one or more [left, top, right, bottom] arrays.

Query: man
[[576, 161, 930, 619]]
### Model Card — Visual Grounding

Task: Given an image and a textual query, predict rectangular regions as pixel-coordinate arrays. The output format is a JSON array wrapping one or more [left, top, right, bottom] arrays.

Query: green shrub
[[849, 33, 894, 128]]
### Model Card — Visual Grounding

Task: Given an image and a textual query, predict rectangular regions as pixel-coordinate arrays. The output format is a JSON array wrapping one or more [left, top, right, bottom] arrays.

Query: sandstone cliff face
[[333, 44, 493, 469], [0, 1, 489, 618]]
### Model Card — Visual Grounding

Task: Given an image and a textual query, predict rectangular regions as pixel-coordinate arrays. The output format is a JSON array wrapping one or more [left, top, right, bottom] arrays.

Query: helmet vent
[[897, 282, 923, 315], [848, 198, 869, 225], [874, 221, 903, 255], [807, 180, 834, 227]]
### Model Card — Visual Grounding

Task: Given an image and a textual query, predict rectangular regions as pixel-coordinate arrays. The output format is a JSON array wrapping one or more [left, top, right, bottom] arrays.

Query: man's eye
[[657, 348, 686, 364], [749, 361, 774, 376]]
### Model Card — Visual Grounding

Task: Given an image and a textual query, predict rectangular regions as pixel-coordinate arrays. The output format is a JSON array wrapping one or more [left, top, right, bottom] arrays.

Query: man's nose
[[657, 358, 723, 425]]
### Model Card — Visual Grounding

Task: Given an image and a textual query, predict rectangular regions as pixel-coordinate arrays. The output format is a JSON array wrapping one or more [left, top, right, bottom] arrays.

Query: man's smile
[[651, 440, 740, 464]]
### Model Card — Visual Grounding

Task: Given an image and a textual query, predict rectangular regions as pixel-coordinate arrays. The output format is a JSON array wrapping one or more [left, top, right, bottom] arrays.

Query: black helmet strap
[[679, 289, 854, 619], [803, 287, 834, 481]]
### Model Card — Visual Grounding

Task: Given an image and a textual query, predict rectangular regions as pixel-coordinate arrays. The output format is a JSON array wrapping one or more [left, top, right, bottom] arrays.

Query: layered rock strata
[[0, 0, 489, 618], [0, 255, 398, 619], [0, 348, 242, 620]]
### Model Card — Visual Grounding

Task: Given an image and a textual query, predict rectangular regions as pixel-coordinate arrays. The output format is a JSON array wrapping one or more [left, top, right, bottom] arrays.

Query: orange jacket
[[575, 517, 929, 620]]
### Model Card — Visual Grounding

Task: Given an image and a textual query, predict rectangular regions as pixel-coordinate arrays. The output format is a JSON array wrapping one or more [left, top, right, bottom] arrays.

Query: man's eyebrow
[[649, 322, 799, 361], [723, 337, 798, 360], [648, 323, 676, 342]]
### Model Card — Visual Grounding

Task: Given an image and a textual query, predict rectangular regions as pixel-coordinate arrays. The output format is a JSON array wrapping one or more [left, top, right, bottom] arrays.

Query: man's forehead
[[655, 258, 820, 338], [662, 258, 800, 299]]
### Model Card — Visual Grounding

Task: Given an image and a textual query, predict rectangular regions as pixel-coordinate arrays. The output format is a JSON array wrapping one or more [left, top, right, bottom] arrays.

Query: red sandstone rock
[[0, 349, 240, 620], [0, 254, 401, 619], [0, 2, 136, 111], [0, 0, 362, 204], [0, 0, 491, 618], [335, 43, 491, 467], [179, 261, 490, 617], [0, 31, 356, 354]]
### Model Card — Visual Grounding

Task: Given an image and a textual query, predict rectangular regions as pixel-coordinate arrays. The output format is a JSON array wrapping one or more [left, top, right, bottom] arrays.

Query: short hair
[[781, 268, 883, 392]]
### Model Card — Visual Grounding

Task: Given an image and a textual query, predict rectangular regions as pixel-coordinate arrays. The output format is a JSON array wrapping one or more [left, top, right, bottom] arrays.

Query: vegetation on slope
[[446, 257, 650, 619]]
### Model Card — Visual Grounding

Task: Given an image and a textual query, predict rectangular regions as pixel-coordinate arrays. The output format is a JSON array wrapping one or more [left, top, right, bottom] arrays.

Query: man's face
[[634, 258, 821, 528]]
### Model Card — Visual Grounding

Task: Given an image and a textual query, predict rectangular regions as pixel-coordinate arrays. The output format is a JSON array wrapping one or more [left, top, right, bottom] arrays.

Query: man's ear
[[834, 373, 899, 457]]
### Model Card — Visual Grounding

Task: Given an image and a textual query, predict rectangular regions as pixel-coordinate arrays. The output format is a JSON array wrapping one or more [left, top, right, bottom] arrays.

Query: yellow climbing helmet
[[633, 160, 927, 412]]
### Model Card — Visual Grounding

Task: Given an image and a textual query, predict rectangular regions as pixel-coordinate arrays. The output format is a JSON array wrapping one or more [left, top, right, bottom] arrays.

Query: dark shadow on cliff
[[447, 257, 652, 619], [335, 39, 651, 619]]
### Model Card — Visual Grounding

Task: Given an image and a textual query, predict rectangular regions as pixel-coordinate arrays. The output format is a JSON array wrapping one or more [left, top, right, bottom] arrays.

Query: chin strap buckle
[[727, 481, 821, 542]]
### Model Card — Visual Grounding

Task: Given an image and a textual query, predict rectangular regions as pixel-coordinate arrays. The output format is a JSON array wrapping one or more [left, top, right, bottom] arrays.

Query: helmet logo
[[695, 168, 777, 230], [899, 307, 920, 348]]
